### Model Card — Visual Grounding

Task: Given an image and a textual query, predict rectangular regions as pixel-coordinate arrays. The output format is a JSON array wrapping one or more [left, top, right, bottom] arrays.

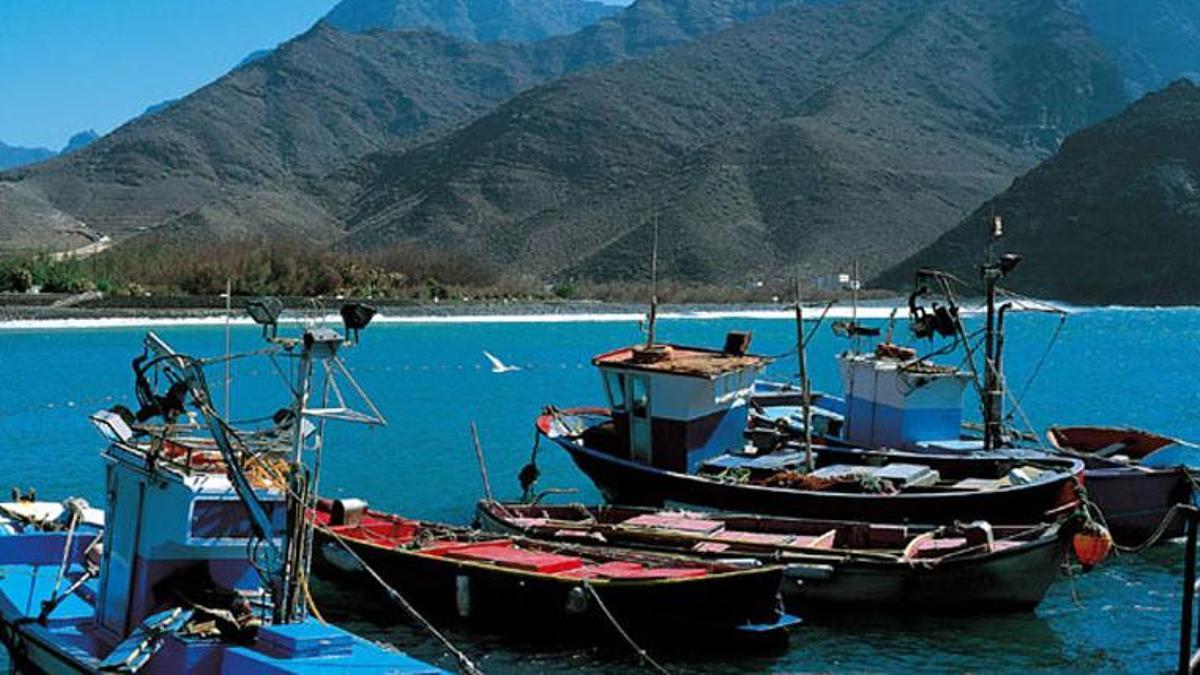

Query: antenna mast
[[646, 214, 660, 348], [982, 213, 1020, 452], [851, 259, 861, 353]]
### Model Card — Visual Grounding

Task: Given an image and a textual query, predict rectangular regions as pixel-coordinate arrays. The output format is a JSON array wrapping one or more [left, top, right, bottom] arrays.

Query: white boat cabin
[[838, 343, 974, 452], [593, 333, 769, 472]]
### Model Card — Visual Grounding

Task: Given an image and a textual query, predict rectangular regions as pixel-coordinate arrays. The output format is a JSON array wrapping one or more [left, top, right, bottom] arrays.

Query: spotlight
[[341, 302, 377, 342], [998, 253, 1022, 276], [246, 297, 283, 339]]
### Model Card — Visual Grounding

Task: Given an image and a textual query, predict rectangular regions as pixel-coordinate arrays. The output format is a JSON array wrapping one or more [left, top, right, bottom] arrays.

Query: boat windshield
[[603, 370, 627, 412], [191, 498, 287, 540]]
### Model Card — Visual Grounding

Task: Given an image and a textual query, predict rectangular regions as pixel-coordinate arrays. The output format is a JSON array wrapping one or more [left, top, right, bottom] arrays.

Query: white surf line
[[0, 307, 897, 330], [0, 300, 1107, 331]]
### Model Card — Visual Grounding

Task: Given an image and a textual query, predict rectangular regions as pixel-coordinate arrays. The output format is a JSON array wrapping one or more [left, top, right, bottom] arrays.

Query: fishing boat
[[751, 233, 1192, 547], [476, 501, 1075, 613], [311, 498, 800, 640], [534, 336, 1084, 524], [0, 303, 442, 674]]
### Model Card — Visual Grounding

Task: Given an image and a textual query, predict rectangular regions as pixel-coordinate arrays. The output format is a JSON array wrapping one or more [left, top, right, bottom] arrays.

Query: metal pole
[[278, 345, 314, 625], [646, 215, 659, 348], [795, 278, 814, 472], [851, 260, 860, 354], [983, 270, 993, 452], [224, 278, 232, 418], [1181, 513, 1197, 675]]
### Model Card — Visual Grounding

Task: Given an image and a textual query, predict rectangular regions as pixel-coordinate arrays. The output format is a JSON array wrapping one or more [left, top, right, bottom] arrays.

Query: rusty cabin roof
[[592, 344, 770, 378]]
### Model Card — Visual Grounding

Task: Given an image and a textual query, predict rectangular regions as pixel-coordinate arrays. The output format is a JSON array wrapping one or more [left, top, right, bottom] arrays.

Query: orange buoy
[[1072, 523, 1114, 568]]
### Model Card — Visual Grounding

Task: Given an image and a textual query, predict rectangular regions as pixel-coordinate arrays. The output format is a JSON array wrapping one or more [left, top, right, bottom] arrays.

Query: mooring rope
[[326, 532, 485, 675], [248, 447, 481, 675], [581, 581, 671, 675], [1068, 473, 1189, 555], [1115, 504, 1188, 555]]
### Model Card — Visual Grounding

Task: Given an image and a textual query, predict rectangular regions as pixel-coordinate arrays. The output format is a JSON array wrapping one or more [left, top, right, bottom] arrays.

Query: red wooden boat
[[311, 499, 799, 641]]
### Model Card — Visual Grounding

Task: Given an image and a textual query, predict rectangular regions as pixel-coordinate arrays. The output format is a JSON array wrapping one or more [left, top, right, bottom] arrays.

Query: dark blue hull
[[553, 436, 1079, 525]]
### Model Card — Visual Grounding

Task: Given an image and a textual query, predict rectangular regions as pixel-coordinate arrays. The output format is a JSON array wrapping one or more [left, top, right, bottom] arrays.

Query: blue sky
[[0, 0, 339, 150]]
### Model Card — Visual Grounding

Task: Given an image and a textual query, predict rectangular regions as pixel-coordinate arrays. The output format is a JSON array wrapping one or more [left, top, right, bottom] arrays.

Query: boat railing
[[1178, 504, 1200, 674]]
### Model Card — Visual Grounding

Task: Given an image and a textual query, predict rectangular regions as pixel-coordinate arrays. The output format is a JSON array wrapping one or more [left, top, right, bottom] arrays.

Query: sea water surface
[[0, 308, 1195, 673]]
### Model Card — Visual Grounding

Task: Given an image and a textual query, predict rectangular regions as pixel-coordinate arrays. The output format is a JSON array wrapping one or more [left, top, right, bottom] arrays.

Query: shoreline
[[0, 297, 1173, 330], [0, 301, 901, 330]]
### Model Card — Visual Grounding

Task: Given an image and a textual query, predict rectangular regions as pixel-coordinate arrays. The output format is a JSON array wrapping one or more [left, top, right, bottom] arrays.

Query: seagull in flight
[[483, 351, 522, 373]]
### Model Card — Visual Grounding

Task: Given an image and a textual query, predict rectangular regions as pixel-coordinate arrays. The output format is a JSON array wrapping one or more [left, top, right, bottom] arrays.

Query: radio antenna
[[646, 213, 660, 348]]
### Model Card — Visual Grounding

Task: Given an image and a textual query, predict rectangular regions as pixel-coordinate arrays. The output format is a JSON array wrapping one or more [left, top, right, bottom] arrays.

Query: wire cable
[[582, 581, 671, 675], [324, 531, 485, 675]]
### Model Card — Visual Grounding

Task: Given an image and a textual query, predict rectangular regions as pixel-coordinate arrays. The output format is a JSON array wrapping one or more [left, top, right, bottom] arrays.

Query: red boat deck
[[317, 508, 712, 580]]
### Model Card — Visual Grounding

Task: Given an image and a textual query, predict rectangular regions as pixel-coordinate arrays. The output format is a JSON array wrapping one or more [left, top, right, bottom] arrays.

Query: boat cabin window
[[191, 499, 286, 540], [631, 376, 649, 418], [604, 371, 627, 412]]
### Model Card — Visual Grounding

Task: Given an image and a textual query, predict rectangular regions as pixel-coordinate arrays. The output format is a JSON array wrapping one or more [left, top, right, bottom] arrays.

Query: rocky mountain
[[876, 79, 1200, 306], [324, 0, 621, 42], [0, 129, 97, 171], [0, 140, 55, 171], [337, 0, 1127, 284], [0, 0, 808, 252], [1076, 0, 1200, 97], [61, 130, 99, 155], [140, 99, 179, 118]]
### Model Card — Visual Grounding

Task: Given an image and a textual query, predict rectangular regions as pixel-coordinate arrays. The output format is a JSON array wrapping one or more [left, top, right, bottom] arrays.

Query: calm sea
[[0, 308, 1194, 672]]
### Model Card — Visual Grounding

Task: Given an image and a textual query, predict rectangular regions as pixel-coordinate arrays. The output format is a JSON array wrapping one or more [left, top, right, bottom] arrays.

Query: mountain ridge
[[336, 0, 1127, 284], [0, 141, 55, 172], [324, 0, 622, 42], [0, 0, 811, 252], [875, 79, 1200, 305]]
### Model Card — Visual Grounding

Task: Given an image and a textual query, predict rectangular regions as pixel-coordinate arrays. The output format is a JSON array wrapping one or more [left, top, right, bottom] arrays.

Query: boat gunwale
[[314, 517, 785, 588], [474, 501, 1066, 570]]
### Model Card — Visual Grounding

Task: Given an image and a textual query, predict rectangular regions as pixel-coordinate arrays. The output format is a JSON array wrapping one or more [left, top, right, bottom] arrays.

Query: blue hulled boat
[[0, 304, 442, 674]]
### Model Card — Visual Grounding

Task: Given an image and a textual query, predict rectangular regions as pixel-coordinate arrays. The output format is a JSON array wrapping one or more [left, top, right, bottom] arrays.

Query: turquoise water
[[0, 309, 1195, 672]]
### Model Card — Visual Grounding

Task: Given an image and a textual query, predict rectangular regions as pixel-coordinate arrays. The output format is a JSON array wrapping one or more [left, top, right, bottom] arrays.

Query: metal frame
[[1179, 505, 1200, 674]]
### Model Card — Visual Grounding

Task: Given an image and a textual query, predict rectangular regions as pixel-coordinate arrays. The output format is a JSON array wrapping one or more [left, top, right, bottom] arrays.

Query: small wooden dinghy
[[476, 501, 1073, 613], [1047, 426, 1194, 544], [1047, 426, 1194, 464], [312, 499, 799, 640]]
